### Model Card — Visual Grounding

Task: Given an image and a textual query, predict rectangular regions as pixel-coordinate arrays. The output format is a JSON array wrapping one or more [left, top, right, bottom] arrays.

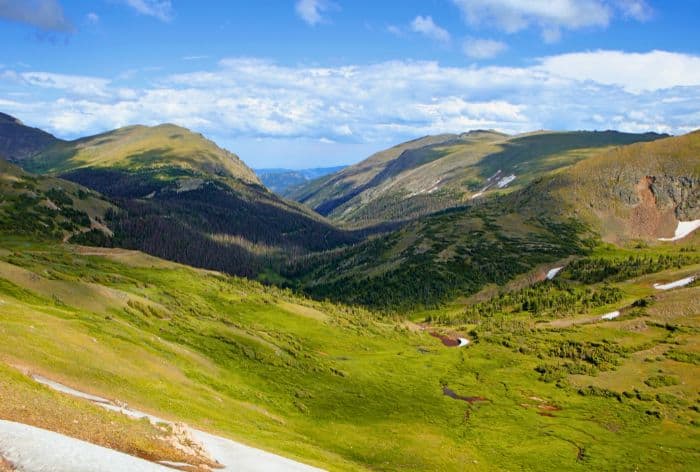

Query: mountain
[[255, 166, 346, 196], [1, 115, 698, 470], [287, 131, 700, 310], [0, 112, 60, 162], [0, 157, 114, 240], [17, 122, 359, 277], [1, 199, 698, 471], [24, 123, 261, 184], [291, 130, 667, 226]]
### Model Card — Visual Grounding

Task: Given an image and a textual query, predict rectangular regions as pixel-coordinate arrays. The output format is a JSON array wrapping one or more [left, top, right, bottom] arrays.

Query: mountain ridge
[[291, 129, 668, 226]]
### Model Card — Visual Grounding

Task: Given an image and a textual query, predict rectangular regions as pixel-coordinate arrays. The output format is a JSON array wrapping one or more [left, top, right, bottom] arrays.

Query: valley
[[0, 113, 698, 471]]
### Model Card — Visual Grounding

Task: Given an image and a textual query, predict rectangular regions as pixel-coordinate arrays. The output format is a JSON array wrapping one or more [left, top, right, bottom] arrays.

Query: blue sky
[[1, 0, 699, 168]]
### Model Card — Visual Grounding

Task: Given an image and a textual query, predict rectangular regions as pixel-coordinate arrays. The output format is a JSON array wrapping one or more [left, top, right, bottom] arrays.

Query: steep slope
[[288, 131, 699, 310], [20, 124, 359, 277], [255, 166, 346, 196], [292, 130, 666, 226], [542, 130, 700, 242], [0, 158, 114, 240], [0, 112, 60, 162]]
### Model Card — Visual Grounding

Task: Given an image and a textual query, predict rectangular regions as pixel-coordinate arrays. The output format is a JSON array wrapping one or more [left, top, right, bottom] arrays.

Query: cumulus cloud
[[1, 50, 699, 149], [410, 16, 450, 42], [0, 0, 73, 32], [86, 12, 99, 24], [463, 38, 508, 59], [452, 0, 652, 41], [120, 0, 173, 22], [538, 50, 700, 93], [295, 0, 334, 26]]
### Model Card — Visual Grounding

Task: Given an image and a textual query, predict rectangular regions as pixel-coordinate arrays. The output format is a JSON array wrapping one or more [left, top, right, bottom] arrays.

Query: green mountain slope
[[14, 123, 359, 277], [287, 131, 700, 310], [0, 158, 114, 240], [0, 232, 698, 470], [0, 112, 60, 162], [24, 123, 261, 184], [292, 130, 666, 226]]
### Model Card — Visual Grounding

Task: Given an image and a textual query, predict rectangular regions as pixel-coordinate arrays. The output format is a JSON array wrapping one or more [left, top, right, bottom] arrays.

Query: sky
[[0, 1, 699, 168]]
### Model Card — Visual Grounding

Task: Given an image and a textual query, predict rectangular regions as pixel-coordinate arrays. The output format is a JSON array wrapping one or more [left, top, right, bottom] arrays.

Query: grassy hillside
[[15, 124, 360, 278], [0, 158, 114, 240], [24, 123, 260, 185], [292, 130, 666, 226], [287, 131, 699, 310], [0, 112, 60, 162], [0, 236, 698, 470]]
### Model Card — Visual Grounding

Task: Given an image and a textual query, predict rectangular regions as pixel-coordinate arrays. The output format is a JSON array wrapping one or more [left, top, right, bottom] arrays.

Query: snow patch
[[653, 276, 695, 291], [30, 376, 323, 471], [546, 267, 563, 280], [601, 311, 620, 321], [457, 338, 470, 347], [32, 375, 111, 405], [0, 420, 171, 472], [496, 174, 516, 188], [658, 219, 700, 242]]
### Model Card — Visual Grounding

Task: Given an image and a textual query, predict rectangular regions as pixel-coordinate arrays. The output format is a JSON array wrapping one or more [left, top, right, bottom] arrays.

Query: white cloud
[[538, 50, 700, 93], [3, 71, 110, 97], [2, 50, 699, 153], [463, 38, 508, 59], [410, 16, 450, 42], [452, 0, 652, 41], [295, 0, 333, 26], [616, 0, 653, 21], [86, 12, 99, 24], [387, 25, 403, 37], [0, 0, 73, 32], [120, 0, 172, 22]]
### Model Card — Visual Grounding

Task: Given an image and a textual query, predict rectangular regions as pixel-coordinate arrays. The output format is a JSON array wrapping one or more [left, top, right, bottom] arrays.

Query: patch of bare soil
[[630, 176, 676, 239], [0, 456, 15, 472], [430, 332, 460, 346], [163, 423, 221, 470], [442, 387, 488, 404]]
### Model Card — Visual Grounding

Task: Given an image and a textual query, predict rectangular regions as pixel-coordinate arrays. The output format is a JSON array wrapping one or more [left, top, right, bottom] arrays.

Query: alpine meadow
[[0, 1, 699, 471]]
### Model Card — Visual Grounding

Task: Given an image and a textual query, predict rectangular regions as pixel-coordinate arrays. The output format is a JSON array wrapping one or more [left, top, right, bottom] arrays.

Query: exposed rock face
[[0, 113, 59, 162], [651, 175, 699, 220]]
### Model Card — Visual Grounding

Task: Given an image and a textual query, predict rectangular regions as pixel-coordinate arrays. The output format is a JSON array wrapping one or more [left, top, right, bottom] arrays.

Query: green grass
[[0, 237, 698, 470]]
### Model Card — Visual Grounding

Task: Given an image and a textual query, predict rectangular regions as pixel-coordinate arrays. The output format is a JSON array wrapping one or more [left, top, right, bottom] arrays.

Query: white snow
[[658, 219, 700, 242], [32, 375, 111, 404], [653, 276, 696, 290], [30, 376, 324, 471], [546, 267, 563, 280], [496, 174, 516, 188], [457, 338, 470, 347], [600, 311, 620, 320], [0, 420, 171, 472], [191, 429, 322, 472]]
